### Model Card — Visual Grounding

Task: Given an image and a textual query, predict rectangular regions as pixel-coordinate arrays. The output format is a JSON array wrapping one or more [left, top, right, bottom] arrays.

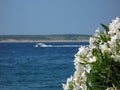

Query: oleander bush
[[63, 17, 120, 90]]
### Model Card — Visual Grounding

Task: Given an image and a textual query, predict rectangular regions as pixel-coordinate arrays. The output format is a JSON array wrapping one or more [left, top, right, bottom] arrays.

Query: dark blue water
[[0, 42, 89, 90]]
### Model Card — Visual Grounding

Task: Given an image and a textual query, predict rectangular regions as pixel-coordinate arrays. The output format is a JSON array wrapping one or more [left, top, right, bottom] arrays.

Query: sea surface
[[0, 42, 89, 90]]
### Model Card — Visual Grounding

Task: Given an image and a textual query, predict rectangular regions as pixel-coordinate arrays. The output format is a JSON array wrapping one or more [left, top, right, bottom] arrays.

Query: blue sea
[[0, 42, 89, 90]]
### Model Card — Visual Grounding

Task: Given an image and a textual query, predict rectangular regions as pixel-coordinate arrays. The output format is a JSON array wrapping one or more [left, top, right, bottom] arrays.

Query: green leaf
[[101, 24, 109, 33], [118, 28, 120, 31]]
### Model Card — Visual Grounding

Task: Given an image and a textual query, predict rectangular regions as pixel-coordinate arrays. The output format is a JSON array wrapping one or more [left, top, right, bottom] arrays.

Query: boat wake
[[34, 43, 83, 48]]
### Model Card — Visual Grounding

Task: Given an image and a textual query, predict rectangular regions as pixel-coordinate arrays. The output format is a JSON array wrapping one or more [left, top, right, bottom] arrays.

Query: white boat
[[34, 43, 47, 47]]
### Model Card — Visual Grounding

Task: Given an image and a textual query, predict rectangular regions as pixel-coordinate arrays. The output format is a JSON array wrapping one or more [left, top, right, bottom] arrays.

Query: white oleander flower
[[89, 37, 96, 46], [74, 71, 86, 84], [74, 61, 84, 72], [112, 55, 120, 62], [89, 56, 96, 63], [100, 43, 111, 53], [63, 76, 74, 90], [116, 31, 120, 39], [74, 55, 85, 72], [79, 83, 87, 90], [77, 46, 89, 56], [89, 37, 100, 49], [84, 64, 91, 73], [108, 17, 120, 35], [108, 37, 116, 52]]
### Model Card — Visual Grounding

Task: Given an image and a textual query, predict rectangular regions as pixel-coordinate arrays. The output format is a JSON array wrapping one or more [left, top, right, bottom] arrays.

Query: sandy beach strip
[[0, 39, 89, 43]]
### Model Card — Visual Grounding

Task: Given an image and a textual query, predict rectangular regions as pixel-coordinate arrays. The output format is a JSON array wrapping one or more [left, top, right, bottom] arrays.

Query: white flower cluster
[[108, 17, 120, 62], [63, 17, 120, 90]]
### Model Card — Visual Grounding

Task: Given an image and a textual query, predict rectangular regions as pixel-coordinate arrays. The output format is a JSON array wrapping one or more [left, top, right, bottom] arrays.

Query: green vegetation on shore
[[0, 34, 91, 42]]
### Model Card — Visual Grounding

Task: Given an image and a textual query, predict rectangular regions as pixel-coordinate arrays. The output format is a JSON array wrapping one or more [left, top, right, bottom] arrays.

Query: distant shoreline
[[0, 39, 89, 43], [0, 34, 90, 43]]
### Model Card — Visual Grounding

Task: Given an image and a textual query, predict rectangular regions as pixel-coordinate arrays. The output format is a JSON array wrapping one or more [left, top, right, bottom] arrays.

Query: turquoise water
[[0, 42, 89, 90]]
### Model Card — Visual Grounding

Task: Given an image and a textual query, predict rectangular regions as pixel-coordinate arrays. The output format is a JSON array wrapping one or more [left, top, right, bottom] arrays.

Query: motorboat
[[34, 43, 47, 47]]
